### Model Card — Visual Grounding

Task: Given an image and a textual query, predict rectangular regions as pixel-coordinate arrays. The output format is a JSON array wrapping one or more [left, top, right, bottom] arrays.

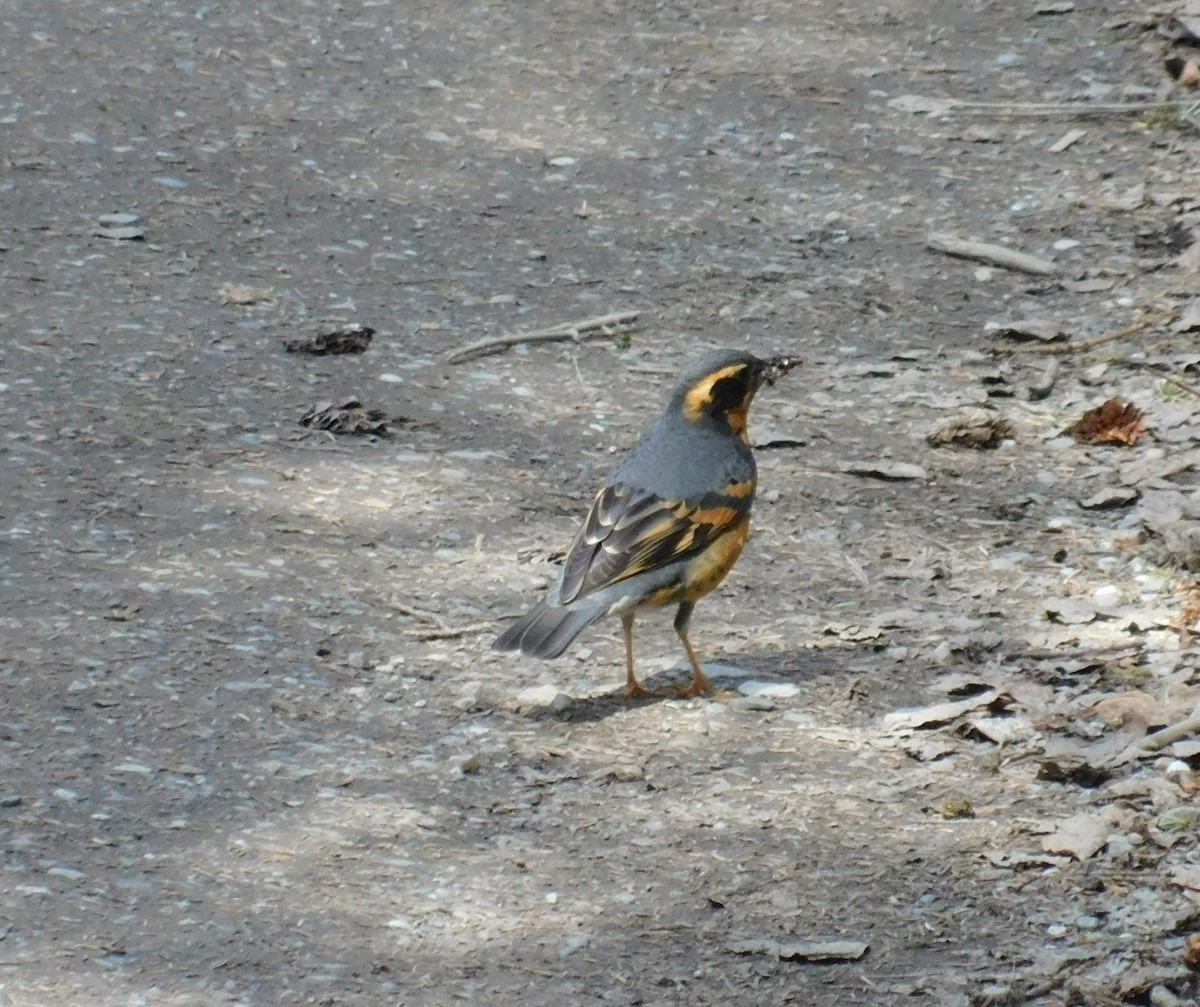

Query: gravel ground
[[3, 1, 1200, 1004]]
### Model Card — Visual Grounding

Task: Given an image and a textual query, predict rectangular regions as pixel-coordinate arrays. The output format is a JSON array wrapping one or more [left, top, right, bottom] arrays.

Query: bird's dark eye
[[707, 374, 748, 412]]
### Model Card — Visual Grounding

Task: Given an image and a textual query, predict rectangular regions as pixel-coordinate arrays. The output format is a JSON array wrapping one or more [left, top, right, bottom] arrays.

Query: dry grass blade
[[445, 311, 640, 364]]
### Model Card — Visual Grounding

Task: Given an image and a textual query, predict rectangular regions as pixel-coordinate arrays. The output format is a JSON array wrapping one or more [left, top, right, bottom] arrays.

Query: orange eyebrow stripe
[[681, 364, 748, 422]]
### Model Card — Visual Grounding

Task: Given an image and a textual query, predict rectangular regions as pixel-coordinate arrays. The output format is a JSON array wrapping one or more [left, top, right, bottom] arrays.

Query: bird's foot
[[675, 670, 715, 699]]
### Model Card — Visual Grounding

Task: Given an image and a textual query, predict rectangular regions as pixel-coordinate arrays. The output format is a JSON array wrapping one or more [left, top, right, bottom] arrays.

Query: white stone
[[738, 680, 800, 699]]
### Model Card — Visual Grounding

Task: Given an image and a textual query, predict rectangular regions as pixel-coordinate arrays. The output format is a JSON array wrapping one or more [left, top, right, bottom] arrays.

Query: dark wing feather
[[557, 481, 753, 604]]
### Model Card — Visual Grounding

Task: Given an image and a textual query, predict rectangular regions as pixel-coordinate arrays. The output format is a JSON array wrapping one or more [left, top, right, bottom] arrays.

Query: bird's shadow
[[516, 650, 848, 725]]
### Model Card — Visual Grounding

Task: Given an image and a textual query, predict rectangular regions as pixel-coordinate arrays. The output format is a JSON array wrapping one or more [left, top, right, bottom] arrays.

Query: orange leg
[[674, 603, 714, 697], [621, 613, 655, 700]]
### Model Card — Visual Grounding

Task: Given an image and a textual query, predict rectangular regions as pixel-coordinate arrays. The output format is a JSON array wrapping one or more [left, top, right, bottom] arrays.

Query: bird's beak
[[760, 356, 802, 386]]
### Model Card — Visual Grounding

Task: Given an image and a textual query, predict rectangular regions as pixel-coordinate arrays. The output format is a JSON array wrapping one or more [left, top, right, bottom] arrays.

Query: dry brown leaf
[[1068, 399, 1147, 446], [219, 282, 274, 305], [1039, 809, 1125, 860], [1090, 691, 1173, 730], [1180, 584, 1200, 645], [881, 689, 1003, 733], [1185, 933, 1200, 972]]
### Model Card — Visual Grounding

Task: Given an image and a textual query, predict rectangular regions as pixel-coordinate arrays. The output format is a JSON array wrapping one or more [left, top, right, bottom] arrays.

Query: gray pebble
[[730, 695, 776, 712]]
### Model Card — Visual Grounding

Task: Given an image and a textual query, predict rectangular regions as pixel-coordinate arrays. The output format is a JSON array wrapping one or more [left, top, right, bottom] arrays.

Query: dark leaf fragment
[[285, 324, 375, 356], [1068, 399, 1146, 446]]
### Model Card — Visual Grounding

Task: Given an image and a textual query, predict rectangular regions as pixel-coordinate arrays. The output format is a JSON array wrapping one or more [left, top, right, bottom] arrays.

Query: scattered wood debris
[[285, 323, 375, 355], [300, 399, 391, 435], [728, 939, 869, 962], [926, 408, 1014, 448], [1068, 399, 1147, 446]]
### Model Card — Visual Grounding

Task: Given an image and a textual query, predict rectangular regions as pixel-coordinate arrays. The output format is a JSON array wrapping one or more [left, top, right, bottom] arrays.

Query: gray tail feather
[[494, 599, 607, 659]]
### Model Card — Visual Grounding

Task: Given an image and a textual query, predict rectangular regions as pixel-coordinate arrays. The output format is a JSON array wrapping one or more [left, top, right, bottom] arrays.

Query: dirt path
[[2, 1, 1199, 1004]]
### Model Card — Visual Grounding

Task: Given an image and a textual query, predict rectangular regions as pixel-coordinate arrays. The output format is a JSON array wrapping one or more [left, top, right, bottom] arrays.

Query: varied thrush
[[495, 349, 800, 698]]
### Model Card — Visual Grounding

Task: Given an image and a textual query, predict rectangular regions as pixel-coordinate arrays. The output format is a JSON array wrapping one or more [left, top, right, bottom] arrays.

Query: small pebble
[[936, 793, 975, 820], [1105, 834, 1134, 856], [47, 866, 86, 881], [1076, 915, 1101, 930], [516, 684, 560, 707], [1047, 924, 1067, 938], [112, 762, 154, 774], [730, 695, 775, 712], [558, 932, 590, 958]]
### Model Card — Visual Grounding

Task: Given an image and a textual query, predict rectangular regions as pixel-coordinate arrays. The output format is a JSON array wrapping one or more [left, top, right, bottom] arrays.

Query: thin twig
[[992, 310, 1174, 356], [1004, 643, 1142, 662], [408, 621, 495, 641], [1116, 704, 1200, 765], [389, 600, 449, 632], [1129, 362, 1200, 399], [927, 233, 1057, 275], [445, 311, 640, 364], [950, 99, 1190, 116]]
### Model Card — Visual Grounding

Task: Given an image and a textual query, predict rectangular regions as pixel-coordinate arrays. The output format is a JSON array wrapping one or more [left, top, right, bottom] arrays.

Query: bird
[[494, 349, 800, 698]]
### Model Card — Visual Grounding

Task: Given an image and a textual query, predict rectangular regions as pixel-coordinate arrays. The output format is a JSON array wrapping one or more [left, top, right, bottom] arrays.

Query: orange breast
[[680, 513, 751, 601]]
